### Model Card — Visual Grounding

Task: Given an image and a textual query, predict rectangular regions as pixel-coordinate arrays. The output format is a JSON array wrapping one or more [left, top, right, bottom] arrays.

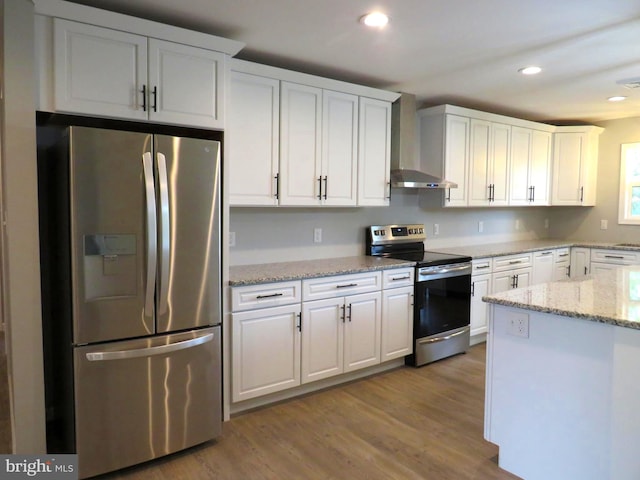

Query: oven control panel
[[367, 224, 426, 245]]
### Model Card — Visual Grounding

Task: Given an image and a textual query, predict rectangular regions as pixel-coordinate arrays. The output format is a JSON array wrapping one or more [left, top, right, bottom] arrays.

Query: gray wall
[[549, 116, 640, 241], [229, 190, 551, 265]]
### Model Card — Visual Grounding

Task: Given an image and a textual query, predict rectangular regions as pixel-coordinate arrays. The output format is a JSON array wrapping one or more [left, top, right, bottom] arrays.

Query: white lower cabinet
[[232, 304, 301, 402], [232, 268, 409, 403], [301, 291, 381, 384], [553, 248, 571, 280], [571, 247, 591, 278], [471, 273, 491, 337]]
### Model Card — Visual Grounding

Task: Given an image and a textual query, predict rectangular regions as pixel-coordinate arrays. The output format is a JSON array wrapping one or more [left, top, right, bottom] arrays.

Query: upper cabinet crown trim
[[34, 0, 245, 55], [231, 59, 400, 103]]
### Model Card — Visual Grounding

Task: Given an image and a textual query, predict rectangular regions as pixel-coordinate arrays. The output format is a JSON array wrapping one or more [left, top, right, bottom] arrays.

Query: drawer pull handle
[[604, 255, 624, 260], [256, 293, 284, 299], [475, 265, 490, 269], [508, 260, 522, 264], [336, 283, 358, 289], [558, 253, 569, 257], [391, 276, 411, 281], [540, 252, 552, 256]]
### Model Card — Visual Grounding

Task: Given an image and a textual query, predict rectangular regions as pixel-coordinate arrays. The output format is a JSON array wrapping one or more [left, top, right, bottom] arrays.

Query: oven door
[[414, 266, 472, 339]]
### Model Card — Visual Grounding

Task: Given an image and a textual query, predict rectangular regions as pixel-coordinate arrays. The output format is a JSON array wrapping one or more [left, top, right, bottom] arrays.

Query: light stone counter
[[229, 256, 415, 286], [483, 265, 640, 330], [434, 239, 640, 259]]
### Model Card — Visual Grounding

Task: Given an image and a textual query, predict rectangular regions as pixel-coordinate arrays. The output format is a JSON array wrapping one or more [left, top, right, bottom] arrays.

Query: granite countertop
[[483, 266, 640, 330], [229, 256, 415, 286], [435, 239, 640, 259]]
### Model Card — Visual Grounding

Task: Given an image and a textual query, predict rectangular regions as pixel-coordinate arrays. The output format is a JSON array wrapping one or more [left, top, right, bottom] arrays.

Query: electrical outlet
[[600, 219, 608, 230], [507, 314, 529, 338], [544, 218, 549, 229], [478, 221, 484, 233], [314, 228, 322, 243], [434, 223, 440, 235], [515, 219, 521, 231], [229, 231, 236, 247]]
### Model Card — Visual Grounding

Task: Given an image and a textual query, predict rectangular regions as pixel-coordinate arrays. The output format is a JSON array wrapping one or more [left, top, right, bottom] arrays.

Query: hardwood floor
[[0, 331, 11, 454], [101, 343, 520, 480]]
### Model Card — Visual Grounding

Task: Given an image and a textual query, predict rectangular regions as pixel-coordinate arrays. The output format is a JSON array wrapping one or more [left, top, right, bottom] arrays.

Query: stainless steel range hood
[[390, 93, 457, 189]]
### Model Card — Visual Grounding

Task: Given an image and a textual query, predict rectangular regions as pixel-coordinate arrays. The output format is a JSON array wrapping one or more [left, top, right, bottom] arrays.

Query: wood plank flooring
[[101, 343, 520, 480]]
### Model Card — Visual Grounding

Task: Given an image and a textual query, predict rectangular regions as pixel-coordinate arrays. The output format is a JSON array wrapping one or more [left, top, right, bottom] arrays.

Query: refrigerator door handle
[[156, 152, 171, 316], [85, 333, 214, 361], [142, 152, 157, 319]]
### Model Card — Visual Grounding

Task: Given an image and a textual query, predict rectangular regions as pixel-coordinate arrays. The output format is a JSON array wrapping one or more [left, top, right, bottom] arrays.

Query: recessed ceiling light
[[518, 66, 542, 75], [608, 96, 627, 102], [360, 12, 389, 27]]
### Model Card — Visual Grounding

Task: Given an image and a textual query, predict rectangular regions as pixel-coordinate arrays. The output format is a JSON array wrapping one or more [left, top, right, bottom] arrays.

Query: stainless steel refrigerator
[[37, 120, 222, 479]]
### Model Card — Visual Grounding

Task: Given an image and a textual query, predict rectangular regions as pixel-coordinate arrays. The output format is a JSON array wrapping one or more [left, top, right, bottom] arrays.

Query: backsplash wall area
[[229, 191, 551, 265]]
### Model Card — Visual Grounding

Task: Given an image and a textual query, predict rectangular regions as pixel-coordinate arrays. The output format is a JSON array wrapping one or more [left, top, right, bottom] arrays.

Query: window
[[618, 142, 640, 225]]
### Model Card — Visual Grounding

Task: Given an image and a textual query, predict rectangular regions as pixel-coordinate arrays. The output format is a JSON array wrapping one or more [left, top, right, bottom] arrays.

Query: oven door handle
[[420, 264, 471, 276], [417, 326, 470, 345]]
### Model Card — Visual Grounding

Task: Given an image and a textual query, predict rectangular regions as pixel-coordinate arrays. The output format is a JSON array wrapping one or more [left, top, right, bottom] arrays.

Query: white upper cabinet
[[443, 115, 471, 207], [228, 71, 280, 206], [509, 127, 551, 206], [35, 1, 244, 128], [50, 19, 227, 128], [228, 60, 398, 207], [147, 39, 225, 127], [551, 126, 603, 206], [468, 120, 510, 207], [357, 97, 392, 206], [53, 19, 148, 121], [280, 82, 323, 206]]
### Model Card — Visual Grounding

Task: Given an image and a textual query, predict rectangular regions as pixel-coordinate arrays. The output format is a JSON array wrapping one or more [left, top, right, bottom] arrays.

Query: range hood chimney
[[390, 93, 457, 189]]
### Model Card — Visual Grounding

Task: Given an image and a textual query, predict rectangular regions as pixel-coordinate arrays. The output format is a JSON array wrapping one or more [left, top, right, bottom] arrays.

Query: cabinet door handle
[[323, 176, 328, 200], [141, 84, 147, 111], [297, 312, 302, 332], [256, 293, 284, 299], [531, 185, 535, 202], [341, 304, 346, 323], [317, 176, 323, 200], [347, 304, 352, 322], [386, 181, 392, 200], [274, 173, 280, 199], [566, 265, 571, 277], [471, 282, 475, 297], [446, 188, 451, 202], [336, 283, 358, 289], [152, 86, 158, 112], [584, 266, 588, 275], [515, 275, 519, 288], [580, 186, 584, 202]]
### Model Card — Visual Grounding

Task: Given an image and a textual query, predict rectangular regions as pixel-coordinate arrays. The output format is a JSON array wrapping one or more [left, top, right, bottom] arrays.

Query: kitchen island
[[483, 266, 640, 480]]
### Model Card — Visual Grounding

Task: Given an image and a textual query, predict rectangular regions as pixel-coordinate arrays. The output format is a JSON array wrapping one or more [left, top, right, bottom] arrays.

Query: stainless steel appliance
[[37, 117, 222, 479], [366, 224, 472, 366]]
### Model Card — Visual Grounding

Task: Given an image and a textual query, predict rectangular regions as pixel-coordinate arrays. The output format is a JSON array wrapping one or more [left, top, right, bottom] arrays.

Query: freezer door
[[154, 135, 221, 332], [74, 326, 222, 479], [70, 127, 154, 344]]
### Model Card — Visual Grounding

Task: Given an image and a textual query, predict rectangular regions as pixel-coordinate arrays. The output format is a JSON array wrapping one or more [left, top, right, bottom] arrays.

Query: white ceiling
[[68, 0, 640, 124]]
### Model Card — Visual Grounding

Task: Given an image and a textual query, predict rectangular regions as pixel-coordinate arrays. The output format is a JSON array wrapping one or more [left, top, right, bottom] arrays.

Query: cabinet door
[[232, 305, 300, 402], [509, 126, 532, 205], [468, 119, 491, 206], [492, 271, 514, 293], [301, 298, 343, 383], [357, 97, 392, 206], [552, 132, 584, 206], [280, 82, 322, 206], [514, 268, 532, 289], [322, 90, 358, 206], [344, 292, 381, 372], [443, 115, 470, 207], [529, 130, 552, 205], [532, 251, 554, 285], [53, 19, 147, 120], [471, 274, 491, 336], [552, 263, 570, 281], [381, 286, 413, 361], [228, 71, 280, 205], [148, 39, 225, 129], [490, 123, 511, 206], [570, 247, 591, 278]]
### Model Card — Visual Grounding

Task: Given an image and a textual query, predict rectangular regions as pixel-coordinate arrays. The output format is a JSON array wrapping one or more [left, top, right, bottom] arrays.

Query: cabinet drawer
[[492, 253, 532, 272], [591, 249, 640, 265], [472, 258, 493, 274], [231, 280, 302, 312], [303, 271, 382, 301], [382, 268, 414, 289], [554, 248, 571, 264]]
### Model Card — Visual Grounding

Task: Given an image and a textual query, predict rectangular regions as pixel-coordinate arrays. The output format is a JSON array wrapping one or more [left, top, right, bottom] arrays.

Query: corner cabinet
[[551, 126, 603, 206], [38, 16, 237, 129], [228, 60, 398, 207]]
